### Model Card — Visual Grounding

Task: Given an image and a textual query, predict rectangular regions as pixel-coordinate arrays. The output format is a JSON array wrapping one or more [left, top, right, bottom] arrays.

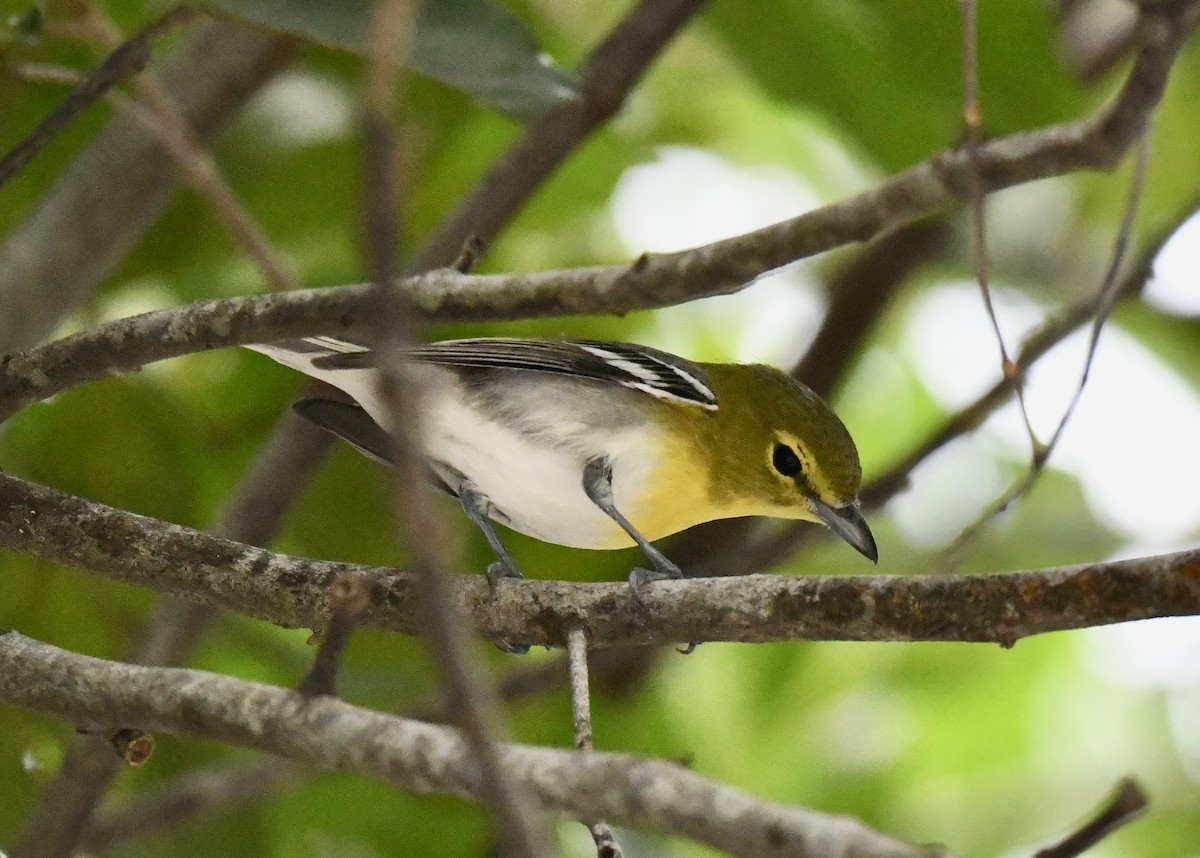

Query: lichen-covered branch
[[0, 630, 944, 858], [1, 471, 1197, 650]]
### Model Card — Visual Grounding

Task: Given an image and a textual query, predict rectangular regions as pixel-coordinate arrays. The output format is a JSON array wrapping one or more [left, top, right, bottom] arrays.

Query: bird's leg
[[582, 455, 682, 600], [456, 480, 524, 585], [455, 478, 529, 654]]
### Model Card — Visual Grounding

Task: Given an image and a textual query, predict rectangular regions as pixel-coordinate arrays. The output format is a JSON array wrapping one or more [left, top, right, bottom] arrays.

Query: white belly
[[271, 353, 664, 549], [419, 391, 657, 549]]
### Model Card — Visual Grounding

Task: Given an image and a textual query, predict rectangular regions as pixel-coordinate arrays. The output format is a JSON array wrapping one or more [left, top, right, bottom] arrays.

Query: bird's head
[[703, 362, 877, 562]]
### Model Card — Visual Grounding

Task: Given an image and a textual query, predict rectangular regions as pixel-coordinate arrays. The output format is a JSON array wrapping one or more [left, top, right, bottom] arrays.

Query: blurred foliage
[[199, 0, 579, 120], [2, 0, 1200, 856]]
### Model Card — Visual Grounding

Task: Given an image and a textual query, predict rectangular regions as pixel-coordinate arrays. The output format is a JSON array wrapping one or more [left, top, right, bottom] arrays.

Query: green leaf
[[198, 0, 578, 120], [706, 0, 1088, 171]]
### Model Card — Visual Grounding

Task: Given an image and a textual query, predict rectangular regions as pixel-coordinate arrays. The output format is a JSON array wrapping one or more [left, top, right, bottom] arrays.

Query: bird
[[247, 336, 877, 594]]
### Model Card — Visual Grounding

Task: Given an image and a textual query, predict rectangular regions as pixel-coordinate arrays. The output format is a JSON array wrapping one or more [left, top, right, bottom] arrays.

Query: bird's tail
[[244, 336, 368, 374], [244, 336, 381, 414]]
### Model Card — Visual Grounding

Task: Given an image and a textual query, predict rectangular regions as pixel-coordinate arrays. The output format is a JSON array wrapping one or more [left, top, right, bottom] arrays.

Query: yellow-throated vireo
[[248, 336, 876, 593]]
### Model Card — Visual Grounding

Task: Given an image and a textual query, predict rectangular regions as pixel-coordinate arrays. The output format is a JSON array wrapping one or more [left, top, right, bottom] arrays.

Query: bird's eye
[[772, 442, 804, 477]]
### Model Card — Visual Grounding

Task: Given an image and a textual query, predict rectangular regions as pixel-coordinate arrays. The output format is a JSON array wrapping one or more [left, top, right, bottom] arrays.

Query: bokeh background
[[2, 0, 1200, 855]]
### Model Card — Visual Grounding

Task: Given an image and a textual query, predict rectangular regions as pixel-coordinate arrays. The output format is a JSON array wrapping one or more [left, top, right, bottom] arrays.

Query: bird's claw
[[627, 567, 664, 603], [628, 563, 696, 651], [495, 638, 531, 656], [484, 561, 529, 654], [627, 561, 682, 604], [485, 559, 524, 587]]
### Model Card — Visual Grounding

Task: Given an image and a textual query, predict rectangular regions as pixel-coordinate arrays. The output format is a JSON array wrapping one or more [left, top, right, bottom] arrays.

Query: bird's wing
[[292, 397, 393, 465], [312, 337, 719, 410]]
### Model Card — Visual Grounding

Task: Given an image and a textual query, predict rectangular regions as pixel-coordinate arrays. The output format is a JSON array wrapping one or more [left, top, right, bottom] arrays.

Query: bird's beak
[[812, 499, 878, 563]]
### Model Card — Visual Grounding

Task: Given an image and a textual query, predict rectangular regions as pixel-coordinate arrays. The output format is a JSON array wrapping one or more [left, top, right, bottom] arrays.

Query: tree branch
[[1, 471, 1197, 650], [797, 220, 951, 401], [0, 630, 945, 858], [1, 1, 1193, 421], [566, 626, 624, 857], [1033, 777, 1148, 858], [8, 411, 336, 858]]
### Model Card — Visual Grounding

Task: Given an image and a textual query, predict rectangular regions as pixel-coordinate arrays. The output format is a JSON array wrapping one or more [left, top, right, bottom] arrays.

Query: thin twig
[[1074, 139, 1152, 389], [567, 628, 594, 751], [452, 235, 489, 273], [76, 3, 300, 294], [0, 6, 195, 188], [361, 0, 550, 852], [959, 0, 1040, 450], [797, 220, 951, 399], [0, 21, 296, 352], [1033, 777, 1148, 858], [567, 627, 625, 858], [298, 572, 374, 698], [939, 135, 1152, 568]]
